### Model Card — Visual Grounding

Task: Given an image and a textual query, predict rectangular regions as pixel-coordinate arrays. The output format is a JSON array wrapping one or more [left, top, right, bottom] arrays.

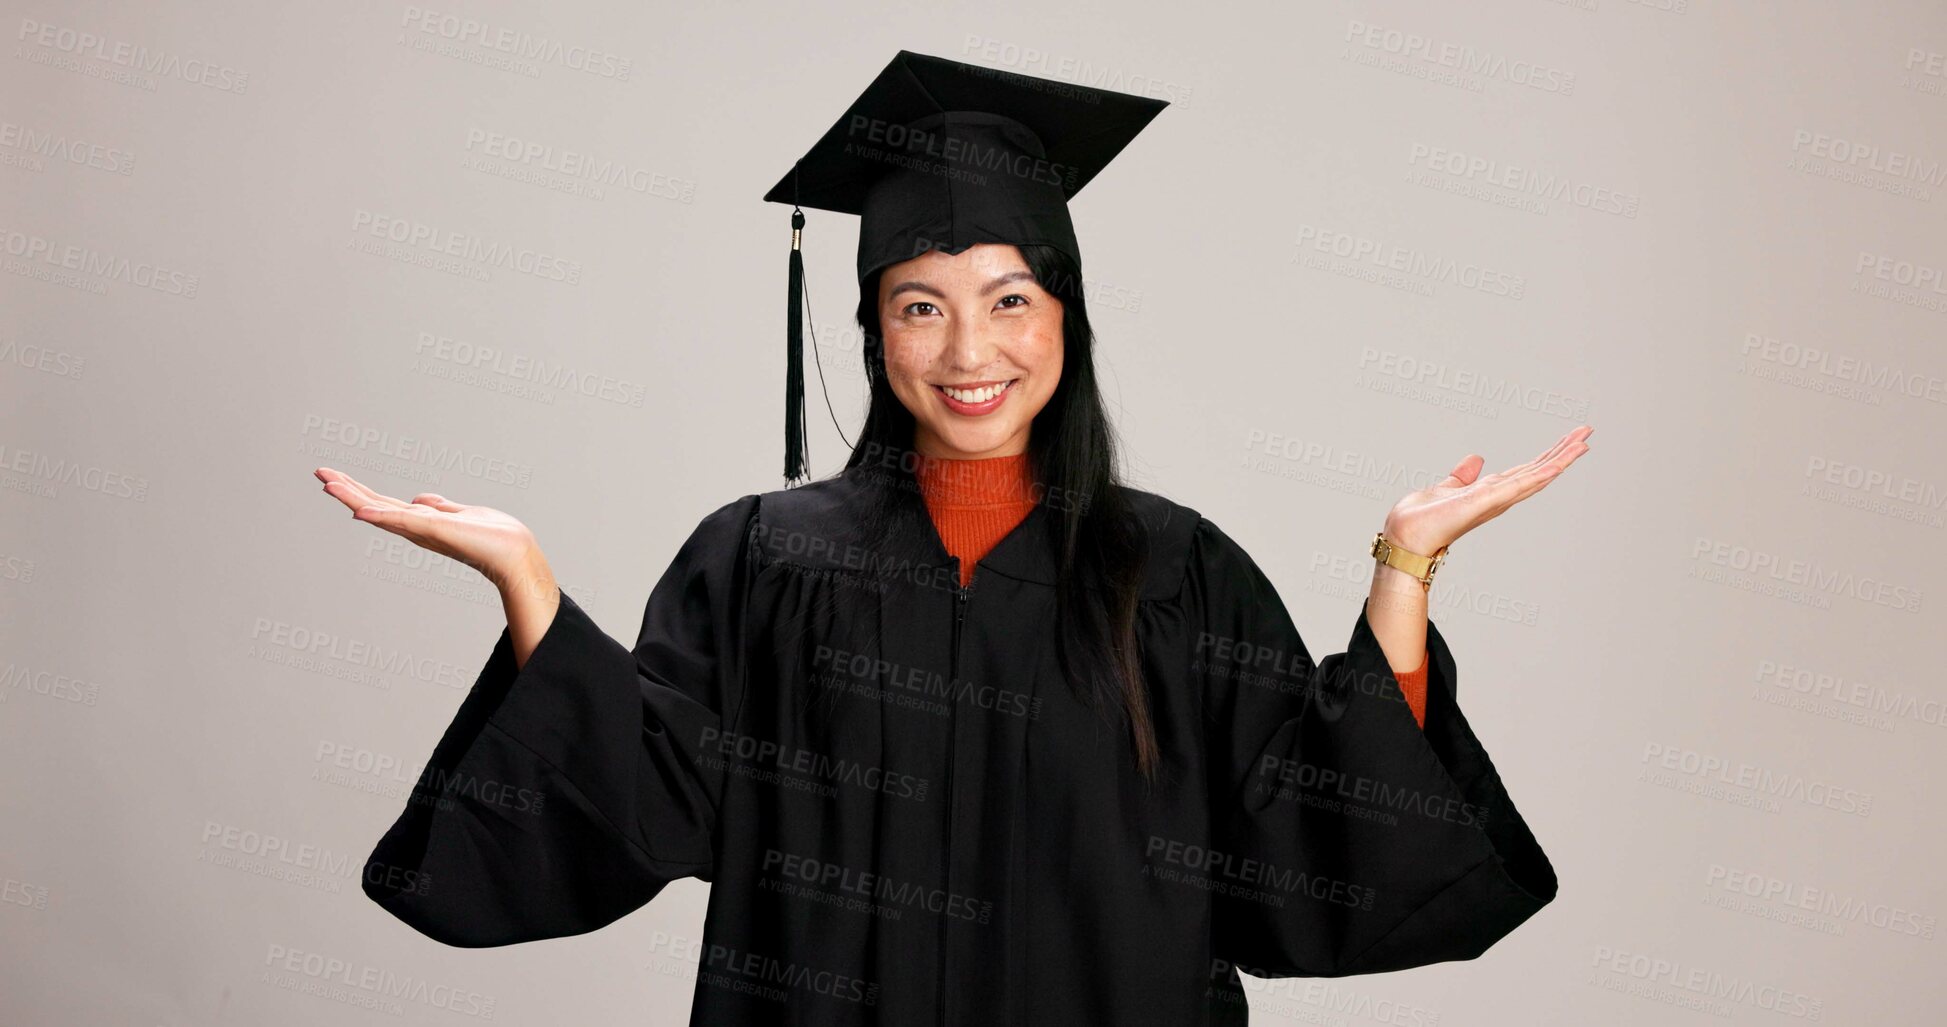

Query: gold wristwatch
[[1370, 531, 1449, 591]]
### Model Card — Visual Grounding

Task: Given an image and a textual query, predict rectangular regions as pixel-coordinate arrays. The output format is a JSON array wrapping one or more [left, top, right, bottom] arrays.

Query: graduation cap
[[762, 49, 1169, 485]]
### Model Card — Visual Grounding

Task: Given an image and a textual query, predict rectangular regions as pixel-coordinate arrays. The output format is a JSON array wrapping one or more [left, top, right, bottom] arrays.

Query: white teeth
[[941, 380, 1012, 403]]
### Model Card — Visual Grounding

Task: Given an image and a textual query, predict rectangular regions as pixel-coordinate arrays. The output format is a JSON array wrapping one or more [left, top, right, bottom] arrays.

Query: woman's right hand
[[315, 467, 560, 663]]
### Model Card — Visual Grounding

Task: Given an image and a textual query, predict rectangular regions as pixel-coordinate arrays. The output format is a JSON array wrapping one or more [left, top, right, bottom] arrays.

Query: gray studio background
[[6, 1, 1946, 1023]]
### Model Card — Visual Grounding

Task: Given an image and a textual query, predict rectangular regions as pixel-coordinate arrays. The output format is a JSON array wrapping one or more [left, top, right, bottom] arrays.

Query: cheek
[[1026, 315, 1064, 380], [881, 333, 930, 384]]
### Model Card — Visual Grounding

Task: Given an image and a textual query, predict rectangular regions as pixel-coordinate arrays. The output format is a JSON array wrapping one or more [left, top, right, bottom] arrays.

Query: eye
[[995, 294, 1029, 310], [902, 301, 939, 317]]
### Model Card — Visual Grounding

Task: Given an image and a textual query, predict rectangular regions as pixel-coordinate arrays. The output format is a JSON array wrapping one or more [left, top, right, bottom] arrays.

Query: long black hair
[[829, 243, 1159, 779]]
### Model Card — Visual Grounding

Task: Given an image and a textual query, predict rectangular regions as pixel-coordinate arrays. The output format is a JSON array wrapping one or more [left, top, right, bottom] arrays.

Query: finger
[[323, 477, 400, 515], [1477, 426, 1586, 490], [1529, 425, 1593, 473], [1528, 430, 1577, 469], [316, 467, 365, 491], [1495, 429, 1579, 483], [1466, 454, 1561, 513], [1490, 439, 1590, 509], [323, 470, 410, 511], [1522, 431, 1591, 481], [410, 493, 467, 513], [352, 477, 411, 508], [351, 502, 456, 547], [319, 478, 372, 514], [1452, 431, 1592, 534], [317, 467, 358, 508]]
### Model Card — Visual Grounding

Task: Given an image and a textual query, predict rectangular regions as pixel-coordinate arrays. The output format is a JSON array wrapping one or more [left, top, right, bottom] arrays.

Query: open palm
[[314, 467, 538, 591], [1382, 425, 1594, 556]]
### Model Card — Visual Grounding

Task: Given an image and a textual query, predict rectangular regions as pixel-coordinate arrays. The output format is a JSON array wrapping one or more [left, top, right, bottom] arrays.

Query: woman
[[321, 51, 1587, 1027]]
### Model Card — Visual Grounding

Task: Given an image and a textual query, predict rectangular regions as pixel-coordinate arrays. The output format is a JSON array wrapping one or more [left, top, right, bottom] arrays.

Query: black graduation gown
[[361, 469, 1558, 1026]]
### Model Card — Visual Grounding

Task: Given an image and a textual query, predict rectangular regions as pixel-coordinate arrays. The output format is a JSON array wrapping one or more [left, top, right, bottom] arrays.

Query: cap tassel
[[784, 207, 808, 486]]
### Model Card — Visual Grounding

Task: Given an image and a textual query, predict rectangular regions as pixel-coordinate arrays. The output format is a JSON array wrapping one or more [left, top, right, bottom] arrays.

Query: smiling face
[[876, 243, 1064, 461]]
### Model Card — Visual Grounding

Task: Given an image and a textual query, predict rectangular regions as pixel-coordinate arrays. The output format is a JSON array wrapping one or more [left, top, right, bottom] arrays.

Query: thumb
[[1439, 454, 1484, 488], [411, 493, 467, 513]]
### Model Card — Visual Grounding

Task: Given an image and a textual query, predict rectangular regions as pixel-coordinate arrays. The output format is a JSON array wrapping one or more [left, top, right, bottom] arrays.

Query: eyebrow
[[886, 269, 1039, 301]]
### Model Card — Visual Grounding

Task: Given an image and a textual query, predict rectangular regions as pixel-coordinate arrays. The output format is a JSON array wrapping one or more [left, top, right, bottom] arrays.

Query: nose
[[944, 311, 999, 376]]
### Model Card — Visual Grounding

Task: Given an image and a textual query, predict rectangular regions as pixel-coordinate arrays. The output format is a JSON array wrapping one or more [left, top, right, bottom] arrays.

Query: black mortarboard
[[762, 49, 1169, 485]]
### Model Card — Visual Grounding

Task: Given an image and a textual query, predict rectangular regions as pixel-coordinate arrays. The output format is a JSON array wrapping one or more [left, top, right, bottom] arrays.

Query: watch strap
[[1370, 531, 1448, 587]]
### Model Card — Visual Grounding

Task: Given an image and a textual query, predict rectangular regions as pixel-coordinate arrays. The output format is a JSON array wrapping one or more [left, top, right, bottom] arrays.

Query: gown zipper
[[938, 564, 972, 1027]]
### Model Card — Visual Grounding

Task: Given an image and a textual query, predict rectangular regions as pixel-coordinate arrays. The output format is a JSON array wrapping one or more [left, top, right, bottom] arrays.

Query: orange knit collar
[[912, 450, 1037, 508]]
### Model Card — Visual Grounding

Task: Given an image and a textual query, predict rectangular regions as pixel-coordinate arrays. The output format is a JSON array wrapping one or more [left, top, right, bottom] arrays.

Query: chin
[[933, 427, 1019, 457]]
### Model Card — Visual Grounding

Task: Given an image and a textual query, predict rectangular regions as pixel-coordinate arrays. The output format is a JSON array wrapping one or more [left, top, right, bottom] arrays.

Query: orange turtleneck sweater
[[913, 450, 1434, 729]]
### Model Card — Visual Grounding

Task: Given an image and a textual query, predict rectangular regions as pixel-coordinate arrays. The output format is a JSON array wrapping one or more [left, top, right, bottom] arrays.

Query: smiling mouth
[[934, 379, 1019, 404]]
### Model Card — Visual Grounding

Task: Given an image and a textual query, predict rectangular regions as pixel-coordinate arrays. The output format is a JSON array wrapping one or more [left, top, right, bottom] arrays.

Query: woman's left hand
[[1382, 424, 1594, 556]]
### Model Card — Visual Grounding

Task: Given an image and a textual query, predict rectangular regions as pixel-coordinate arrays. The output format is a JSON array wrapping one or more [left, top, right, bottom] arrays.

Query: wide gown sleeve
[[1191, 517, 1557, 977], [361, 493, 762, 947]]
